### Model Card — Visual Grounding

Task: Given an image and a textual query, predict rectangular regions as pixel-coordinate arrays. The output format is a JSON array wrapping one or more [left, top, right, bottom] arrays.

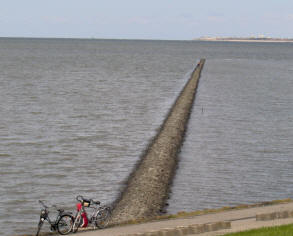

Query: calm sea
[[0, 38, 292, 235]]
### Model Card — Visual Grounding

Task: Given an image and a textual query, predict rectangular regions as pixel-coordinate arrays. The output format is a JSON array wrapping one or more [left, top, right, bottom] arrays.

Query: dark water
[[0, 38, 292, 235]]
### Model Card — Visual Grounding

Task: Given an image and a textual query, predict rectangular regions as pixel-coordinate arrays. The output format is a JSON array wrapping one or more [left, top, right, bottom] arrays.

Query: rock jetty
[[110, 59, 206, 224]]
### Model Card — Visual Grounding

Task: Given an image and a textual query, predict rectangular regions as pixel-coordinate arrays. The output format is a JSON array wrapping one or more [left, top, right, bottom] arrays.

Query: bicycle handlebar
[[75, 195, 100, 205], [76, 195, 83, 202], [38, 200, 64, 212], [39, 200, 49, 209]]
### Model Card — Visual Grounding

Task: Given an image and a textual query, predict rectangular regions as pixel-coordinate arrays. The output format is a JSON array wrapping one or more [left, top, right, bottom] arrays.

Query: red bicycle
[[72, 195, 111, 233]]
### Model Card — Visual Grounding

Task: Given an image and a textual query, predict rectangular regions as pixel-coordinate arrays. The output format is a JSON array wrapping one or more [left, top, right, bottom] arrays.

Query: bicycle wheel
[[72, 212, 81, 233], [36, 220, 43, 236], [57, 214, 74, 235], [95, 207, 110, 229]]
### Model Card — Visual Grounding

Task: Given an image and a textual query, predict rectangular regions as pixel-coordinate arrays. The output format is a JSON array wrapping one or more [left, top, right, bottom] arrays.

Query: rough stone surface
[[110, 60, 205, 224]]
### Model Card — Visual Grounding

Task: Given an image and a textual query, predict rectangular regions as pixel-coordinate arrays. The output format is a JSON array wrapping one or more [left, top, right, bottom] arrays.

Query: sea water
[[0, 38, 292, 235]]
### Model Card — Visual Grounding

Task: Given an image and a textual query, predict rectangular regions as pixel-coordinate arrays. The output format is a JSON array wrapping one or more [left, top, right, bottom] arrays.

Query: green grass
[[223, 224, 293, 236]]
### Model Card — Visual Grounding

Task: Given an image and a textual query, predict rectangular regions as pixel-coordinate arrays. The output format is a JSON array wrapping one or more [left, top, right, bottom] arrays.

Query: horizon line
[[0, 36, 194, 41]]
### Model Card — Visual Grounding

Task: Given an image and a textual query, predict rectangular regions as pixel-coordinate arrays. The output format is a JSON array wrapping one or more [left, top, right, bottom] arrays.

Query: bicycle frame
[[75, 203, 89, 228]]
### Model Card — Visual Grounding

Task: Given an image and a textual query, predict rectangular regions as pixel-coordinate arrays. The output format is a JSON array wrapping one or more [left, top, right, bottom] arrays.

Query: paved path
[[75, 202, 293, 236]]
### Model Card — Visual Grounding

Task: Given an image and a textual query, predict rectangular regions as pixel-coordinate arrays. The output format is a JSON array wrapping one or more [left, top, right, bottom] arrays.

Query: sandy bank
[[195, 38, 293, 43]]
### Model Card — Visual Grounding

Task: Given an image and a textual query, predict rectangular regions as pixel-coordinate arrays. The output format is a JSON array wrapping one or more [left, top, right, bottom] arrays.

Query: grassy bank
[[223, 224, 293, 236]]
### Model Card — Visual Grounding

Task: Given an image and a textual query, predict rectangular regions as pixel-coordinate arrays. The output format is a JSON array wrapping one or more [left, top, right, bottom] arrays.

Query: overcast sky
[[1, 0, 293, 40]]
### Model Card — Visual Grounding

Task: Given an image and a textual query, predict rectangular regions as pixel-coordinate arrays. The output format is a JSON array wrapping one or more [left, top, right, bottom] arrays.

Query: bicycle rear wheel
[[57, 214, 74, 235], [94, 207, 110, 229]]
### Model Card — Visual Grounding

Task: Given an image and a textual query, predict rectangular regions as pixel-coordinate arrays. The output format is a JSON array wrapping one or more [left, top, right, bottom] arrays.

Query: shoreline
[[194, 38, 293, 43], [18, 198, 293, 236], [66, 199, 293, 236]]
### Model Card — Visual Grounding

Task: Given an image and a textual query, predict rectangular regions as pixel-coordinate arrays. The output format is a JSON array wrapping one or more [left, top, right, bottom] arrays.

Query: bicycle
[[36, 200, 74, 236], [72, 195, 111, 233]]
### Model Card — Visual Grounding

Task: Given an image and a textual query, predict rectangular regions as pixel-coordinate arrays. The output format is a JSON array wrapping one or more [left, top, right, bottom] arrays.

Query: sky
[[1, 0, 293, 40]]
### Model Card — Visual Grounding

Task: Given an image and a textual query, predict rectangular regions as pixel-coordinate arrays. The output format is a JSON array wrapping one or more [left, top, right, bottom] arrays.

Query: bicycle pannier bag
[[82, 200, 91, 207]]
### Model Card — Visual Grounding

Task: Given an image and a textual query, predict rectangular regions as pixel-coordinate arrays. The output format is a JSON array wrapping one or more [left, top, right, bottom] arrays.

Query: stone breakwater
[[110, 59, 206, 224]]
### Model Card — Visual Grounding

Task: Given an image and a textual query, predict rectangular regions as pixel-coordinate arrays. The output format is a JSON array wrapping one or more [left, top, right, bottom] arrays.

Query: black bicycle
[[36, 200, 74, 236]]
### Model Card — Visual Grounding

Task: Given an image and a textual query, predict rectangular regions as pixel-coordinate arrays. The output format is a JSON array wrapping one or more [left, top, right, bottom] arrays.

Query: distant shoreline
[[194, 37, 293, 43]]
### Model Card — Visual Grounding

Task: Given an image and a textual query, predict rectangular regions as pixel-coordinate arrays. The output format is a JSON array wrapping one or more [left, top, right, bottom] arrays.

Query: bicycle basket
[[82, 200, 91, 207]]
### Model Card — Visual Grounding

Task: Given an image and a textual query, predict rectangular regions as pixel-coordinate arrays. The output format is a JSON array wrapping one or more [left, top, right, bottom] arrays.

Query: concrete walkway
[[76, 202, 293, 236], [201, 218, 293, 236]]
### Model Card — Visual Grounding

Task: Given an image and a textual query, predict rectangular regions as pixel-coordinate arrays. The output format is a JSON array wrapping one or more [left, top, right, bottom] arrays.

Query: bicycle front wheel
[[35, 220, 44, 236], [57, 214, 74, 235], [72, 212, 81, 233], [95, 207, 110, 229]]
